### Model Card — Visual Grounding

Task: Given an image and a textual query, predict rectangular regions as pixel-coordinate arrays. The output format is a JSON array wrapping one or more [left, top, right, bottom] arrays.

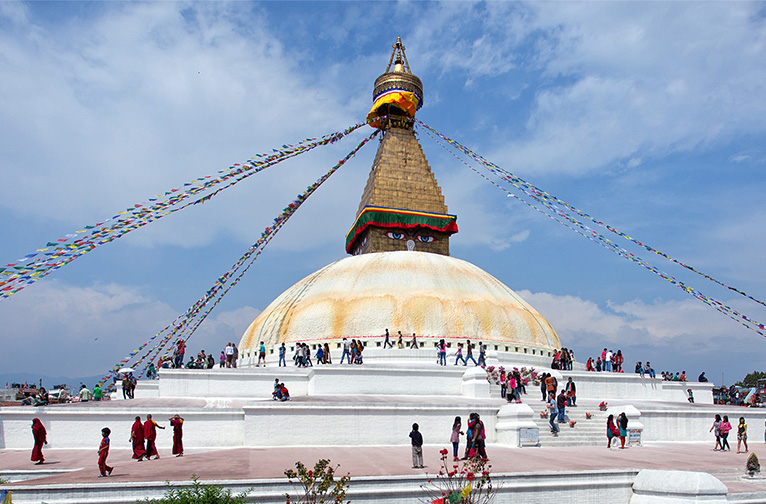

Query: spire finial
[[385, 35, 413, 74]]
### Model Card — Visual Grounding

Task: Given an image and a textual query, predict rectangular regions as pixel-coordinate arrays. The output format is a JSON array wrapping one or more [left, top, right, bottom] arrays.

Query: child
[[450, 416, 463, 461], [409, 423, 424, 469], [279, 383, 290, 401], [98, 427, 114, 477]]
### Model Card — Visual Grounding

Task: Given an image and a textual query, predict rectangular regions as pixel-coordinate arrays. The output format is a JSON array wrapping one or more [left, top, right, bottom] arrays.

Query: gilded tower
[[345, 37, 458, 256]]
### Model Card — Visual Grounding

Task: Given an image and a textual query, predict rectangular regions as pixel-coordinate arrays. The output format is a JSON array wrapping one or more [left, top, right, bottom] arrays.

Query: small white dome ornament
[[406, 239, 415, 251]]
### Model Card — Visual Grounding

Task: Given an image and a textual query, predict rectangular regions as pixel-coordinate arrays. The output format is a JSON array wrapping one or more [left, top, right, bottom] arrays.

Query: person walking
[[144, 414, 165, 460], [409, 423, 424, 469], [170, 414, 184, 457], [397, 331, 403, 349], [278, 343, 286, 367], [464, 340, 478, 366], [130, 416, 147, 461], [720, 415, 732, 451], [454, 343, 466, 366], [547, 391, 559, 436], [410, 333, 418, 350], [618, 412, 629, 448], [30, 418, 47, 465], [477, 342, 486, 367], [97, 427, 114, 477], [383, 328, 393, 348], [710, 414, 722, 451], [737, 417, 748, 454], [450, 416, 463, 461]]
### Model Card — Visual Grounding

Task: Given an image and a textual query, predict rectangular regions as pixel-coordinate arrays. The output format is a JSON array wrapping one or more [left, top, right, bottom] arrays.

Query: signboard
[[519, 427, 540, 447], [629, 428, 642, 446]]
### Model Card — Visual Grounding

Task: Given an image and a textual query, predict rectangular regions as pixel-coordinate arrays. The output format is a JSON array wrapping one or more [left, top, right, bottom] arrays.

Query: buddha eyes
[[384, 232, 436, 242]]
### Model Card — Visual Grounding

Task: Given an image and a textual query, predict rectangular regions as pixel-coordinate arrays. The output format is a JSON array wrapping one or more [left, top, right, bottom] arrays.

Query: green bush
[[138, 475, 251, 504]]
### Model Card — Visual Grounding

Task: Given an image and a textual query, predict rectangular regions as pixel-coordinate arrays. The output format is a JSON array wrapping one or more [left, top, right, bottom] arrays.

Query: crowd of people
[[498, 368, 527, 403], [539, 373, 579, 437], [584, 349, 625, 372], [550, 348, 574, 370]]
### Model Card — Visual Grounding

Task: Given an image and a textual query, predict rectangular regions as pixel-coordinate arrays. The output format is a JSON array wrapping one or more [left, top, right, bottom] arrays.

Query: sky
[[1, 1, 765, 387]]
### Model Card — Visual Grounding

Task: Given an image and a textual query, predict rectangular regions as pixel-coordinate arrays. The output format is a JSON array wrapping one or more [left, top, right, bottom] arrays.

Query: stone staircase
[[527, 402, 614, 447]]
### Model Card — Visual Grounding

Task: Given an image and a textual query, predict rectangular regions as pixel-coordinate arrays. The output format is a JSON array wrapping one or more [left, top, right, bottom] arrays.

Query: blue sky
[[1, 1, 765, 386]]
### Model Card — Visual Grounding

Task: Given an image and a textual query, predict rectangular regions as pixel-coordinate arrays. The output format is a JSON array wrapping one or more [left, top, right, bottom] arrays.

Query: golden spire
[[348, 39, 457, 256]]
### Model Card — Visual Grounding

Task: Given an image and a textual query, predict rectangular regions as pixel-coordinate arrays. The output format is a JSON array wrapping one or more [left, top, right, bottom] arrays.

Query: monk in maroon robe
[[31, 418, 47, 464], [130, 416, 147, 461], [169, 414, 184, 457], [143, 414, 164, 459]]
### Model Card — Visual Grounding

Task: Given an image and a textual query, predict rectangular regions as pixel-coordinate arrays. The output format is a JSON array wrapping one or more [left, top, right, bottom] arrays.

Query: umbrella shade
[[119, 367, 134, 374]]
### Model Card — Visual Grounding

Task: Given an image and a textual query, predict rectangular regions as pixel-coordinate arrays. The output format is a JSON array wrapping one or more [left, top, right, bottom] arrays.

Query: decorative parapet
[[496, 403, 539, 447], [630, 469, 728, 503], [461, 366, 491, 398]]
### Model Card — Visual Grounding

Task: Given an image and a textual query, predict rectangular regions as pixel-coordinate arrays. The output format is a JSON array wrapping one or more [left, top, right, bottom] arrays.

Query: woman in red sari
[[130, 416, 147, 461], [169, 414, 184, 457], [31, 418, 47, 464]]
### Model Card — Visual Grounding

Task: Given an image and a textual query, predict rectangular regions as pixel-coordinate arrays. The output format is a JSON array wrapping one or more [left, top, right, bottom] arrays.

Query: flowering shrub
[[420, 448, 496, 504], [284, 459, 350, 504], [484, 366, 503, 385]]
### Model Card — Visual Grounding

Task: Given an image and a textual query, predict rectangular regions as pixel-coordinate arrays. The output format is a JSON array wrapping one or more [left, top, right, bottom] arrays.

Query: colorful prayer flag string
[[0, 123, 368, 301], [99, 129, 380, 387], [416, 119, 766, 337]]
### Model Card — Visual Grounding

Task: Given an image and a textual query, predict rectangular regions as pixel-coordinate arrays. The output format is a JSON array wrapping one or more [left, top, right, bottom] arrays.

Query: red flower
[[440, 448, 448, 455], [466, 473, 476, 481], [308, 470, 313, 478]]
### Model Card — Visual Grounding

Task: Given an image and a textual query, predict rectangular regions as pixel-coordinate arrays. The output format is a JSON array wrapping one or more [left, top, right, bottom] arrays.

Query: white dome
[[240, 251, 559, 351]]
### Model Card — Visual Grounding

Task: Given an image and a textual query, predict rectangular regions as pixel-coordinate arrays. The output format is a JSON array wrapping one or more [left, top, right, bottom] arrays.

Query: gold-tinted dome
[[240, 251, 559, 351]]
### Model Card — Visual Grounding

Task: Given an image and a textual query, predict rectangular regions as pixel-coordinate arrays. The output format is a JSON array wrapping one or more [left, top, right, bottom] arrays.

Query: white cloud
[[467, 2, 766, 176], [518, 289, 752, 352], [0, 279, 259, 376], [0, 3, 360, 251]]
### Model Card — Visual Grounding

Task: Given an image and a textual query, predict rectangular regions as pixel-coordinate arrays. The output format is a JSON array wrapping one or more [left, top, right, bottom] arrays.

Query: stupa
[[0, 38, 728, 504], [239, 37, 560, 358]]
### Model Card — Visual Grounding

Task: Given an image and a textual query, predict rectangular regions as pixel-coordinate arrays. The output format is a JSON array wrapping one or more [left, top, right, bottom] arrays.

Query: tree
[[737, 371, 766, 388]]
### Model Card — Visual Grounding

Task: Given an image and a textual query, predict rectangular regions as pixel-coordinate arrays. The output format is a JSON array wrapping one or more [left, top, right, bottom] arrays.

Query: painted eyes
[[384, 231, 436, 242]]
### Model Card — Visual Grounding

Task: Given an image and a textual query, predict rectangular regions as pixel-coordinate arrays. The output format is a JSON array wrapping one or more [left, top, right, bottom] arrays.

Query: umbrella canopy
[[118, 367, 134, 374]]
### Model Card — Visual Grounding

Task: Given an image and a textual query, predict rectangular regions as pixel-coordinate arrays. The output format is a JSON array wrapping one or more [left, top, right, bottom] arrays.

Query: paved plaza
[[2, 442, 766, 495]]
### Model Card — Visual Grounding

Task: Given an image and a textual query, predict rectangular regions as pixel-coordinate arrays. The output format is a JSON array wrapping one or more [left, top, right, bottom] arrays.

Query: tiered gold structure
[[239, 39, 560, 356]]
